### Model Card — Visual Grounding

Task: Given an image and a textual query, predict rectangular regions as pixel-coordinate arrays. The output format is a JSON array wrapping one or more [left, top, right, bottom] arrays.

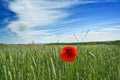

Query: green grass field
[[0, 44, 120, 80]]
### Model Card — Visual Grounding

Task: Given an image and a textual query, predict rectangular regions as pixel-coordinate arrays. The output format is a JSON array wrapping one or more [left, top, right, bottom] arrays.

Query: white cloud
[[7, 0, 78, 43], [100, 26, 120, 32], [61, 18, 85, 24], [32, 34, 78, 43], [85, 32, 120, 42], [46, 27, 120, 43], [82, 27, 120, 42], [31, 29, 120, 43]]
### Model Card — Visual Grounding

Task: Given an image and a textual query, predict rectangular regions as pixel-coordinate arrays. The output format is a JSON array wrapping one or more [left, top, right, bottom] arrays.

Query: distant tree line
[[46, 40, 120, 45]]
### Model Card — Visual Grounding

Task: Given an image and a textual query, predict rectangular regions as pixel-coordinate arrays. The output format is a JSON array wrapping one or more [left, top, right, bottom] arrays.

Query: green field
[[0, 44, 120, 80]]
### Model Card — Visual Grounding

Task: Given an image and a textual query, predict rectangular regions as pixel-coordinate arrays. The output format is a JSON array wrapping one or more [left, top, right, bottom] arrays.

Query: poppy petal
[[59, 46, 78, 62], [60, 53, 76, 62]]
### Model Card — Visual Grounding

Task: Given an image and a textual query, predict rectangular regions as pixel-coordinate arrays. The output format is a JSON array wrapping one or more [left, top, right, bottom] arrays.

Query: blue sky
[[0, 0, 120, 44]]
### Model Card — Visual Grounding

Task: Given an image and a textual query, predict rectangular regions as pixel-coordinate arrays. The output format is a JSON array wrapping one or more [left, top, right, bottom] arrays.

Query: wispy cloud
[[61, 18, 85, 24], [100, 26, 120, 32], [83, 26, 120, 42], [35, 28, 120, 43], [86, 31, 120, 42], [6, 0, 78, 42]]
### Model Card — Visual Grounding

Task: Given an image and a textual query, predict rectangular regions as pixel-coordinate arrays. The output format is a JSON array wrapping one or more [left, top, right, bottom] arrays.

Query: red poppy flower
[[59, 46, 78, 62]]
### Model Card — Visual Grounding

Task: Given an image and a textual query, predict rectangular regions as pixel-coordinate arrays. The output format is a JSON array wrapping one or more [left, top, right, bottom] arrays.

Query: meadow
[[0, 43, 120, 80]]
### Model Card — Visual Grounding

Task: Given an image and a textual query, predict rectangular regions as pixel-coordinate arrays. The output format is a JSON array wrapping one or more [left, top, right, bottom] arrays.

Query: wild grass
[[0, 44, 120, 80]]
